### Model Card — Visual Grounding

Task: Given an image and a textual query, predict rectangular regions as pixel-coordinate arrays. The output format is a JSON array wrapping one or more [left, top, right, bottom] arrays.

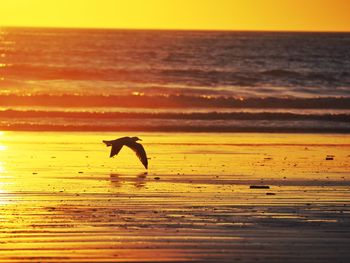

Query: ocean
[[0, 27, 349, 132]]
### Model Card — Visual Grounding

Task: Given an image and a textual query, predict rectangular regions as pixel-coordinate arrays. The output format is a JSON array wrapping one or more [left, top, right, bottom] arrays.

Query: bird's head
[[131, 136, 142, 142]]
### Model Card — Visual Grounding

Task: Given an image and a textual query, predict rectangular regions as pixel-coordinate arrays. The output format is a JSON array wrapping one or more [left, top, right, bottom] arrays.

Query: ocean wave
[[1, 121, 349, 133], [1, 94, 349, 109], [260, 69, 350, 86], [4, 64, 150, 81], [1, 108, 349, 133], [0, 109, 349, 122], [260, 69, 302, 78], [4, 63, 349, 91]]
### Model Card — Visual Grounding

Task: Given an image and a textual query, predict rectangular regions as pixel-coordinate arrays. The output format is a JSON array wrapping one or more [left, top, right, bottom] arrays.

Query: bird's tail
[[103, 140, 112, 147]]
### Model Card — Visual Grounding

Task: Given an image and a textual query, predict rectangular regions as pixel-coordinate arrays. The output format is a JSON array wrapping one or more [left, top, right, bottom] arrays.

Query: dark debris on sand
[[250, 185, 270, 189]]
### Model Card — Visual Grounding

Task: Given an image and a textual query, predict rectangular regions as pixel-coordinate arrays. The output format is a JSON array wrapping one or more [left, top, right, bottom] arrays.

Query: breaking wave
[[1, 94, 350, 109]]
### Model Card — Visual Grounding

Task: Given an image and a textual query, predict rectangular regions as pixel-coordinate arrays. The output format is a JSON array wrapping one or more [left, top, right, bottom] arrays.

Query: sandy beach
[[0, 132, 349, 262]]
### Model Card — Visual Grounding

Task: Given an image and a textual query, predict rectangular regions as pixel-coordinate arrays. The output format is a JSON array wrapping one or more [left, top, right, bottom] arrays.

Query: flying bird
[[103, 136, 148, 169]]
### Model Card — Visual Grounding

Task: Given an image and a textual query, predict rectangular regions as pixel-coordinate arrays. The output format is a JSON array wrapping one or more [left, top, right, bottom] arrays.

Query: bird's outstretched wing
[[110, 144, 123, 158], [125, 141, 148, 169]]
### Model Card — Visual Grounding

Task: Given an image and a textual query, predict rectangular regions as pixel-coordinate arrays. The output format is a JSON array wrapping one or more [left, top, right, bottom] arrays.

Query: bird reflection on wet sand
[[110, 172, 148, 189]]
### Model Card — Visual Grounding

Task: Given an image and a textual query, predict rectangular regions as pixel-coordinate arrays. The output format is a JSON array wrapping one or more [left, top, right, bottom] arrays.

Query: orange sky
[[1, 0, 350, 32]]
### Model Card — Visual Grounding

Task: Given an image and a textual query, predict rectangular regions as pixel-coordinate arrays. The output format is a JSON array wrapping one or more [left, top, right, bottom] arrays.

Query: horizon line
[[2, 25, 350, 34]]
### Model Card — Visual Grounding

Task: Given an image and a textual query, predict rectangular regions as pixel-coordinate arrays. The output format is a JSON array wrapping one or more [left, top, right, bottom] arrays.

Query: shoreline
[[1, 125, 350, 133]]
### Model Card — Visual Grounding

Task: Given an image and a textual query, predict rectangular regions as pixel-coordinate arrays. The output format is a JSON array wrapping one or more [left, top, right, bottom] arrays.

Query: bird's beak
[[139, 139, 142, 141]]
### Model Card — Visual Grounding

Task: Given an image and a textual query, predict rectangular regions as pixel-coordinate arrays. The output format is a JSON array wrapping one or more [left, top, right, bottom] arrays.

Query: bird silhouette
[[103, 136, 148, 169]]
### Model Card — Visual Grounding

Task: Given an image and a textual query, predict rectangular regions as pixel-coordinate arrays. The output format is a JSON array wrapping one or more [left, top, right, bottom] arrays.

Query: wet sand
[[0, 132, 349, 262]]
